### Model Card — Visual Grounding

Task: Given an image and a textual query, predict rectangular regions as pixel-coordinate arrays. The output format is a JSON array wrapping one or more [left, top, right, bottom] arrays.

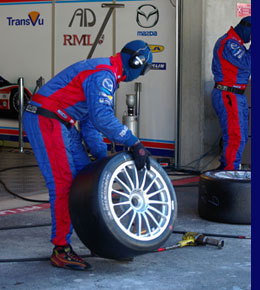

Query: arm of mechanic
[[222, 39, 251, 71], [84, 71, 138, 147], [79, 115, 107, 160], [83, 70, 150, 170]]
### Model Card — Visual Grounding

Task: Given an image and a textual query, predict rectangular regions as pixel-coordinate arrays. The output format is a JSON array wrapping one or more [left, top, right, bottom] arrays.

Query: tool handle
[[195, 234, 224, 249], [203, 237, 224, 249]]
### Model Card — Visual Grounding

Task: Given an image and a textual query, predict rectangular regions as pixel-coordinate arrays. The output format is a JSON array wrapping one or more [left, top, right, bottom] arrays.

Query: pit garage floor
[[0, 147, 251, 290]]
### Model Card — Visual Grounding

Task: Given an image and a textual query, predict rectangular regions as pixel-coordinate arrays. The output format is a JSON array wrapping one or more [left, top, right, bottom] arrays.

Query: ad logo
[[69, 8, 96, 27], [63, 34, 104, 46], [136, 4, 159, 28], [7, 11, 44, 26], [102, 78, 113, 93], [137, 31, 157, 37], [151, 63, 167, 70], [64, 8, 104, 46], [149, 45, 164, 53]]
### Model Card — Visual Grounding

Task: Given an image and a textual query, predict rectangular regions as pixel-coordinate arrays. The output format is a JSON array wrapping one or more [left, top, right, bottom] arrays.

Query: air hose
[[0, 165, 49, 203]]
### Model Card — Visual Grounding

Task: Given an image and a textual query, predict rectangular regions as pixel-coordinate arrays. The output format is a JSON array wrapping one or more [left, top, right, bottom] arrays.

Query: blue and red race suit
[[23, 53, 138, 246], [211, 26, 251, 170]]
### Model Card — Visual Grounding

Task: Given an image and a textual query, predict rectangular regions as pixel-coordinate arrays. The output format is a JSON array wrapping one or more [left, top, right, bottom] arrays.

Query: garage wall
[[179, 0, 251, 167], [178, 0, 203, 167]]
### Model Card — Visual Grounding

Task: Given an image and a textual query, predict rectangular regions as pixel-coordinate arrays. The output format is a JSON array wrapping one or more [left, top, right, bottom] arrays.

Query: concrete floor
[[0, 147, 251, 290]]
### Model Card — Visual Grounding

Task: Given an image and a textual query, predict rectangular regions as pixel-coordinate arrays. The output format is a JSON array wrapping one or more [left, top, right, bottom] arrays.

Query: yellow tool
[[183, 232, 224, 249], [154, 232, 224, 253]]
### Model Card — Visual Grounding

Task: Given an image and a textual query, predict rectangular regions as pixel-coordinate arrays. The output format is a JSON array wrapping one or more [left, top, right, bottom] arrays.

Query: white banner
[[0, 0, 176, 156]]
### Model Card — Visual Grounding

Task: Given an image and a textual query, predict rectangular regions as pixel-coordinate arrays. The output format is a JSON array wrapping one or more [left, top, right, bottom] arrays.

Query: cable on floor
[[0, 165, 49, 203]]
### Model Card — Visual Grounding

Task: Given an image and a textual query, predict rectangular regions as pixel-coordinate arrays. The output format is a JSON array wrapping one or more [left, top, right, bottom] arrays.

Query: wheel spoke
[[142, 212, 152, 236], [146, 209, 161, 229], [143, 175, 157, 194], [127, 211, 137, 231], [148, 205, 167, 219], [140, 169, 148, 190], [147, 188, 165, 199], [115, 176, 131, 194], [137, 213, 142, 236], [123, 167, 135, 190], [113, 201, 130, 207], [118, 206, 132, 220], [133, 166, 139, 189], [112, 189, 129, 199]]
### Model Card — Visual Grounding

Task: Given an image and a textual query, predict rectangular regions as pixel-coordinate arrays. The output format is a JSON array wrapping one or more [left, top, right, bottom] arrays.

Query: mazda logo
[[136, 4, 159, 28]]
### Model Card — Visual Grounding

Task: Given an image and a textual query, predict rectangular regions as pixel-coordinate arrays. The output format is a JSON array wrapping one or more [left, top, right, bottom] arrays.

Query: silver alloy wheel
[[108, 161, 174, 241], [204, 170, 251, 180]]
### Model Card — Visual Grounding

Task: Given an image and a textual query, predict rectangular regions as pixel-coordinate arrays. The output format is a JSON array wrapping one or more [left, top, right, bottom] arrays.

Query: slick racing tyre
[[69, 152, 177, 260], [198, 170, 251, 225]]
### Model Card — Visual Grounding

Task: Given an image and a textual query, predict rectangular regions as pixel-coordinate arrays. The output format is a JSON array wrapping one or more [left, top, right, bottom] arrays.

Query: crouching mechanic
[[23, 40, 153, 270], [211, 16, 251, 170]]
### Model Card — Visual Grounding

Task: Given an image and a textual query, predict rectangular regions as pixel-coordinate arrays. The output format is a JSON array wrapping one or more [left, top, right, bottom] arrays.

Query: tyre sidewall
[[198, 171, 251, 224]]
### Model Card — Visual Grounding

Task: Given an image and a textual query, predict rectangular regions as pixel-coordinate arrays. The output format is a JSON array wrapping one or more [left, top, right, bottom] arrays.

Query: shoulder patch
[[102, 78, 114, 92], [231, 43, 239, 50]]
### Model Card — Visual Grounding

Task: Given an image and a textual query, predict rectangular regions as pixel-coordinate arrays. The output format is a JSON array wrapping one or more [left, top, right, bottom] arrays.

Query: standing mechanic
[[211, 16, 251, 170], [23, 40, 153, 271]]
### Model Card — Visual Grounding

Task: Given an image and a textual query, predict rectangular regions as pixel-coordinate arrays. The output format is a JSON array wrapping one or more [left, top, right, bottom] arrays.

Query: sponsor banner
[[149, 45, 164, 53], [136, 4, 159, 28], [116, 0, 176, 144], [0, 5, 52, 90], [137, 31, 157, 36], [236, 3, 251, 17], [0, 0, 177, 155], [7, 11, 44, 26], [55, 2, 110, 72], [152, 62, 167, 70]]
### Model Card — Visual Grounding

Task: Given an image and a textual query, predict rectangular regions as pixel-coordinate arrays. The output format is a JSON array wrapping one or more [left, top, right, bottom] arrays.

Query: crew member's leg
[[23, 112, 91, 270], [212, 90, 244, 170]]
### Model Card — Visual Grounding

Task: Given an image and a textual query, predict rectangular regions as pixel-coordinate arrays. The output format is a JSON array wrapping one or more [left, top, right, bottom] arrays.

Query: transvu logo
[[7, 11, 44, 26]]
